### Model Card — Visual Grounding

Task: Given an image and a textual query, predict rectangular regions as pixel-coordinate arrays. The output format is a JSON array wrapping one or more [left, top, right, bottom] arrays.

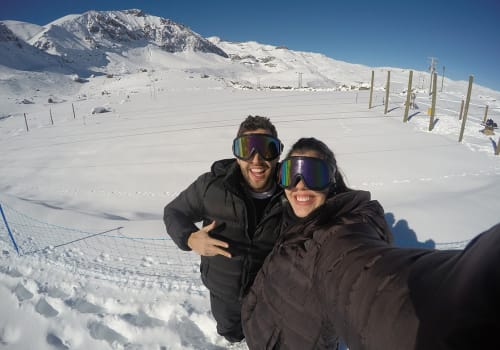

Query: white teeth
[[296, 196, 310, 202], [251, 168, 264, 173]]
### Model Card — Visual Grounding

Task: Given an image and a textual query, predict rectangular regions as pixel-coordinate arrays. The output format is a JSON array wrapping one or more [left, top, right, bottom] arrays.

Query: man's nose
[[248, 151, 263, 163]]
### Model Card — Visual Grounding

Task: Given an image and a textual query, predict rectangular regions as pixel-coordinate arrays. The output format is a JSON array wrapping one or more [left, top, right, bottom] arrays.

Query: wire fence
[[0, 202, 205, 291], [0, 200, 472, 289], [368, 70, 500, 153]]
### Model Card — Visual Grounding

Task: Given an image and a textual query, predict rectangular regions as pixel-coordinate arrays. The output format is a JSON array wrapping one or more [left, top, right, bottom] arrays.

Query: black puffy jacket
[[242, 190, 392, 350], [164, 159, 283, 300], [243, 187, 500, 350], [315, 208, 500, 349]]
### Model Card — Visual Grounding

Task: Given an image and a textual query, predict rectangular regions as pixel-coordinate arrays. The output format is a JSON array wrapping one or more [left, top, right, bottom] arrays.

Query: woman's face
[[284, 150, 328, 218]]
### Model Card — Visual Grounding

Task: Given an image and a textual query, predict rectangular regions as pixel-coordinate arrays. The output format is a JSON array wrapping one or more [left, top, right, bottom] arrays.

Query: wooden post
[[24, 113, 29, 132], [458, 75, 474, 142], [403, 70, 413, 123], [428, 72, 438, 131], [483, 105, 489, 124], [72, 103, 76, 119], [50, 108, 54, 125], [496, 137, 500, 155], [368, 70, 374, 109], [458, 100, 464, 120], [384, 71, 390, 115]]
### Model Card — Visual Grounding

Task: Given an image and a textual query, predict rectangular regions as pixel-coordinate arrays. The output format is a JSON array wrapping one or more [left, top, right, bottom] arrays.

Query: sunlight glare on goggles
[[279, 156, 332, 190], [232, 134, 282, 161]]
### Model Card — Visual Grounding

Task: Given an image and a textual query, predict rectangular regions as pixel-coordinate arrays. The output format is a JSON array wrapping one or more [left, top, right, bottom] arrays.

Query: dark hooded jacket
[[242, 190, 392, 350], [164, 159, 283, 300], [243, 187, 500, 350]]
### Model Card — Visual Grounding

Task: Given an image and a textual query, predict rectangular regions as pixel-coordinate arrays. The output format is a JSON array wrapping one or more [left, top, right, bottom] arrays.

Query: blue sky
[[2, 0, 499, 91]]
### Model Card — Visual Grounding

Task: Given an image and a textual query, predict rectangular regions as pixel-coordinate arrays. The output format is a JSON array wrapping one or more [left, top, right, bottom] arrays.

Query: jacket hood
[[210, 158, 243, 193], [320, 190, 392, 242], [210, 158, 237, 177]]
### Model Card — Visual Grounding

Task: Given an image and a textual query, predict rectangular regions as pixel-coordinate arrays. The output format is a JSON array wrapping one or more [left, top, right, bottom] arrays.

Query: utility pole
[[297, 72, 303, 89], [428, 57, 438, 95], [441, 66, 445, 92], [418, 73, 424, 89]]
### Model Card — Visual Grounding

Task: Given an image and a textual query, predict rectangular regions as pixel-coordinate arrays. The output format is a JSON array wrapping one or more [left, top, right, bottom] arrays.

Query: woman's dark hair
[[286, 137, 351, 194], [237, 115, 278, 138]]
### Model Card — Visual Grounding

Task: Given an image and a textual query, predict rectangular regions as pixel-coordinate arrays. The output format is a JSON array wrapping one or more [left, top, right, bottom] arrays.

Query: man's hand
[[187, 221, 231, 258]]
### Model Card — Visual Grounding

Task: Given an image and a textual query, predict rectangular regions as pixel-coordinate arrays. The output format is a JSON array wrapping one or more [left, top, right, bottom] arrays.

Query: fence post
[[429, 72, 438, 131], [458, 100, 464, 120], [458, 75, 474, 143], [24, 113, 29, 132], [72, 103, 76, 119], [482, 105, 489, 124], [0, 204, 19, 254], [384, 71, 390, 115], [403, 70, 413, 123], [50, 108, 54, 125], [368, 70, 374, 109]]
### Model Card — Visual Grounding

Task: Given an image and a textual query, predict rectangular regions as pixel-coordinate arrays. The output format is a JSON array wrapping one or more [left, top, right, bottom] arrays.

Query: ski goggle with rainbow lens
[[279, 156, 335, 191], [232, 134, 283, 161]]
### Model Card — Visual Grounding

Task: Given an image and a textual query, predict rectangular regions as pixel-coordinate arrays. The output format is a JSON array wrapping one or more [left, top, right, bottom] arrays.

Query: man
[[164, 115, 284, 343]]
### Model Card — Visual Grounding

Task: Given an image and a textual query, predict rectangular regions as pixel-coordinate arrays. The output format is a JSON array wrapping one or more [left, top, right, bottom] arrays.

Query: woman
[[241, 137, 393, 349], [242, 137, 500, 350]]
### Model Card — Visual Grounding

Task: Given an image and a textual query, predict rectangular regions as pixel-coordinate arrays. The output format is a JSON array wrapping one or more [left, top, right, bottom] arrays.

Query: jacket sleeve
[[163, 172, 213, 251]]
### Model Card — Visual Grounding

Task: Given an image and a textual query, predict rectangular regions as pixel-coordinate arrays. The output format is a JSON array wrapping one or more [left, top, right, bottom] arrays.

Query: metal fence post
[[0, 204, 20, 254]]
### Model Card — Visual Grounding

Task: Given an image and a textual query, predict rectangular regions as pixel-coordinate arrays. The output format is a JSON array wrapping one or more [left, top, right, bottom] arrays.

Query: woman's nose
[[294, 179, 307, 190]]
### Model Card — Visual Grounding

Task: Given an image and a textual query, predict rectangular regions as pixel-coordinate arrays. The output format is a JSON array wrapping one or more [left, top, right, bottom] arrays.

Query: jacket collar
[[211, 158, 283, 199], [280, 190, 389, 243]]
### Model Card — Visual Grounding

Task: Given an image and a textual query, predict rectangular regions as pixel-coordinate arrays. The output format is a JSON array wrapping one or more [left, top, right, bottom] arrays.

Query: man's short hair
[[237, 115, 278, 138]]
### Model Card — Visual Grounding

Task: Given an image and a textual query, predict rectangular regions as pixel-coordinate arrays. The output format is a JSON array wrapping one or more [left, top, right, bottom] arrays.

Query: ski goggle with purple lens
[[232, 134, 283, 161], [279, 156, 335, 191]]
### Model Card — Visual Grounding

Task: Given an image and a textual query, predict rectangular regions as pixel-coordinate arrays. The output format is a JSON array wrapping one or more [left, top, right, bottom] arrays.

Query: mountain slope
[[0, 22, 63, 71], [29, 9, 228, 69], [209, 36, 373, 89]]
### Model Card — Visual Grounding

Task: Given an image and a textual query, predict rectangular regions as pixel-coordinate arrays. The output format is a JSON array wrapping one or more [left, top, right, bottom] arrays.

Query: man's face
[[236, 128, 279, 192]]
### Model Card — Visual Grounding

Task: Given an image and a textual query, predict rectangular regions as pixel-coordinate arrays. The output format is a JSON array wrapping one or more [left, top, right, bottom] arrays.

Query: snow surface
[[1, 12, 500, 349]]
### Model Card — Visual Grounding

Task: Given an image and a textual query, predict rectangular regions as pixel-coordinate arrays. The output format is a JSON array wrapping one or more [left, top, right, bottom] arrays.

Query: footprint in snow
[[168, 314, 225, 350], [13, 283, 34, 302], [87, 320, 128, 345], [46, 333, 69, 350], [0, 265, 23, 278], [35, 298, 59, 318], [38, 285, 70, 299], [120, 310, 165, 327], [64, 297, 106, 314]]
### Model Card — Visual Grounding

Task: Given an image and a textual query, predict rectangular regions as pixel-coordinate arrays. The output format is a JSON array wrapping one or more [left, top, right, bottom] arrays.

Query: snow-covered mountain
[[1, 8, 499, 113], [0, 22, 64, 71], [30, 9, 227, 59], [208, 36, 374, 89]]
